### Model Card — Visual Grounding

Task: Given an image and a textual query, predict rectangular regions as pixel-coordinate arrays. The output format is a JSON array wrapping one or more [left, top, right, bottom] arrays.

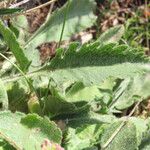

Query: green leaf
[[0, 79, 8, 110], [139, 118, 150, 149], [45, 42, 149, 87], [0, 111, 62, 150], [43, 95, 77, 117], [0, 56, 16, 76], [128, 117, 148, 146], [66, 112, 117, 128], [64, 78, 116, 103], [43, 83, 115, 118], [98, 25, 124, 44], [139, 131, 150, 150], [0, 139, 15, 150], [24, 0, 97, 69], [110, 74, 150, 110], [63, 124, 104, 150], [6, 79, 29, 113], [64, 82, 103, 102], [11, 15, 30, 44], [0, 8, 22, 15], [100, 121, 138, 150], [0, 20, 30, 72]]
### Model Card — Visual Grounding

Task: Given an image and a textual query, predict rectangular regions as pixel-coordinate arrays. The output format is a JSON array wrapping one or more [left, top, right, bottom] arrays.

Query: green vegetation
[[0, 0, 150, 149]]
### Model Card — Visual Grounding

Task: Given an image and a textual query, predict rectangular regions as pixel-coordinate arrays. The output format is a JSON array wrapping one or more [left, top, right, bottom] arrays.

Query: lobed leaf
[[46, 42, 149, 87]]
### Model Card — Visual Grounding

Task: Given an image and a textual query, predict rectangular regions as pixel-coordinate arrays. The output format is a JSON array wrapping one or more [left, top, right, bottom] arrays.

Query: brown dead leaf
[[38, 42, 57, 64], [144, 10, 150, 18]]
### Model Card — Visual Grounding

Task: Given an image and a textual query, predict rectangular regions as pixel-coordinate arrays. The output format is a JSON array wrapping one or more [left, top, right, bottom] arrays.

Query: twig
[[2, 0, 58, 19], [9, 0, 30, 8], [49, 0, 55, 14], [2, 70, 46, 83], [25, 0, 57, 14], [101, 101, 141, 149]]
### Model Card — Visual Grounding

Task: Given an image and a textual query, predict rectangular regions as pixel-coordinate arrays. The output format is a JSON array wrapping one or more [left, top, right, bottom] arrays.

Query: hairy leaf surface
[[0, 112, 62, 150], [100, 121, 137, 150], [46, 42, 149, 87]]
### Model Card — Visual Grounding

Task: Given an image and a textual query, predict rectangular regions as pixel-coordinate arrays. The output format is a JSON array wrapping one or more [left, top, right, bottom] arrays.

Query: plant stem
[[9, 0, 30, 8], [0, 52, 40, 101], [2, 70, 45, 83], [58, 0, 70, 48]]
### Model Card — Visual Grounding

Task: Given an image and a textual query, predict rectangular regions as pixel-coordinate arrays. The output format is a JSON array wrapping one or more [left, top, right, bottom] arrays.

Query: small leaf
[[0, 20, 30, 72], [98, 25, 124, 44]]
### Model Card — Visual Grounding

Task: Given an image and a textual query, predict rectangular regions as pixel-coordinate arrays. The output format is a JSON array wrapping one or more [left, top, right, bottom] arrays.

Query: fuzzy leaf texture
[[24, 0, 97, 69], [100, 121, 138, 150], [0, 111, 62, 150], [44, 42, 149, 87]]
